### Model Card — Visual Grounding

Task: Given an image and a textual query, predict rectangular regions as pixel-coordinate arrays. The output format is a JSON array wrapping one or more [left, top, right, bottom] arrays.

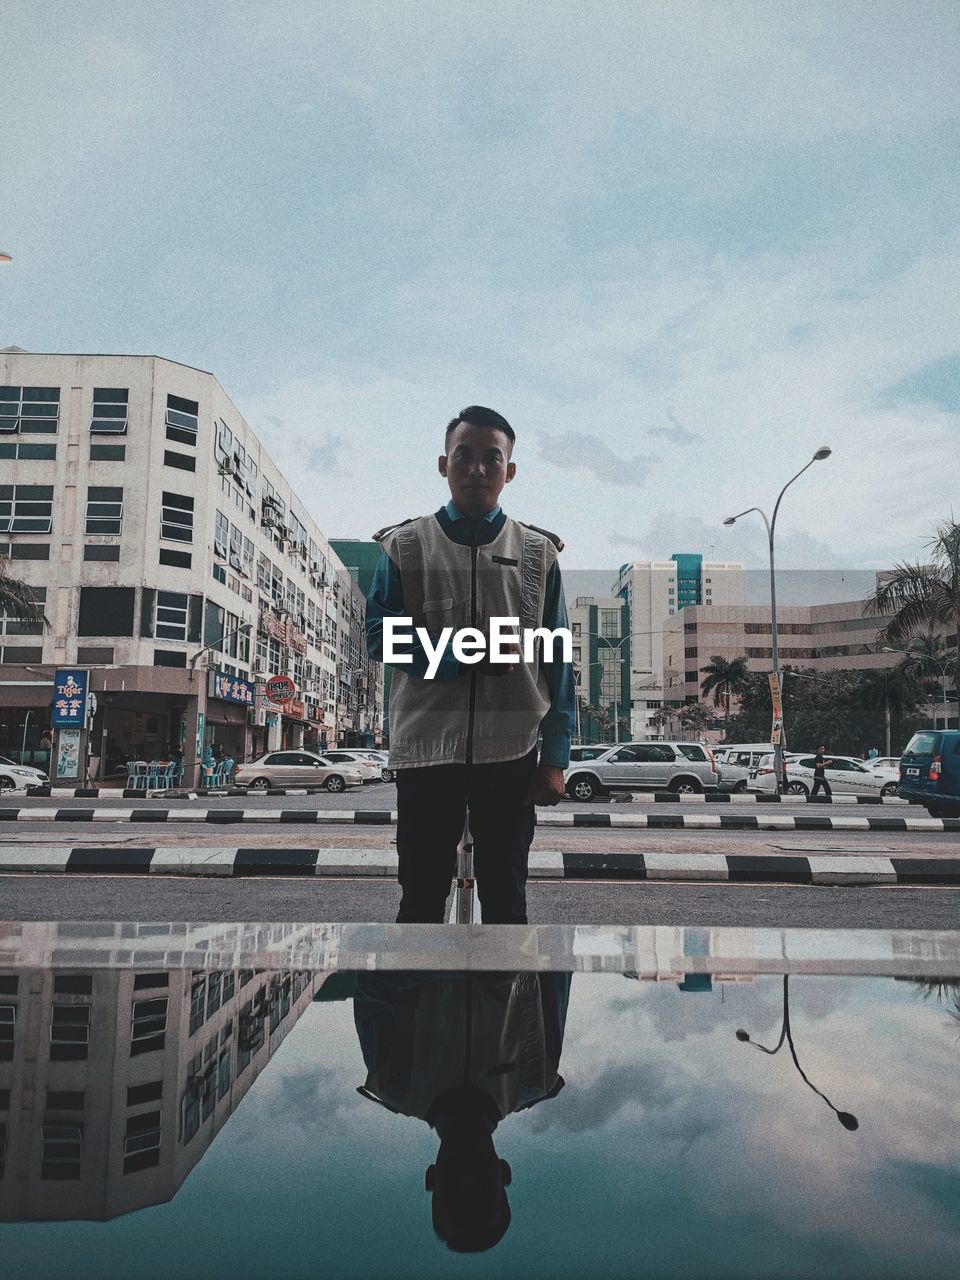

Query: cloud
[[535, 430, 658, 487], [647, 409, 702, 445]]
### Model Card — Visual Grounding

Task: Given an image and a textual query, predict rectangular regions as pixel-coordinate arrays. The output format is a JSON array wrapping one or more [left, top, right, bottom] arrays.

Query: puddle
[[2, 947, 959, 1277]]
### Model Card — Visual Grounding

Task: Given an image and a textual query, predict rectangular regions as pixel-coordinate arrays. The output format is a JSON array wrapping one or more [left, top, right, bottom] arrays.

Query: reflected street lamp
[[736, 975, 859, 1130], [724, 447, 831, 792]]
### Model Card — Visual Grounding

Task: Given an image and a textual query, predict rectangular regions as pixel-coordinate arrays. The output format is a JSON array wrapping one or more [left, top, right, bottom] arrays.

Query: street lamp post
[[572, 660, 606, 742], [724, 447, 831, 792], [883, 645, 954, 733]]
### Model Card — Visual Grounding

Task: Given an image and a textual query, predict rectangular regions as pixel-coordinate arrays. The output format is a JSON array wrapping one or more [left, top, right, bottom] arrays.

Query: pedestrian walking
[[811, 744, 833, 798], [366, 405, 575, 924], [867, 745, 879, 760]]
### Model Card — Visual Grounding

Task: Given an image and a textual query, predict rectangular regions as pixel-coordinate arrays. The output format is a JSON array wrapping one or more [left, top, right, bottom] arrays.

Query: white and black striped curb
[[1, 845, 959, 884], [23, 784, 910, 804], [3, 805, 959, 833], [21, 786, 356, 799]]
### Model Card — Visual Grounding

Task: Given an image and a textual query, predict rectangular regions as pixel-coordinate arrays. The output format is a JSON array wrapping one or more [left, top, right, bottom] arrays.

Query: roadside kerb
[[2, 807, 958, 833], [1, 846, 959, 884]]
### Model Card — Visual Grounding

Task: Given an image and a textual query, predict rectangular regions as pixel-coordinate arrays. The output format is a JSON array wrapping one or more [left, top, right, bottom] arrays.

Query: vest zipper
[[465, 543, 478, 764]]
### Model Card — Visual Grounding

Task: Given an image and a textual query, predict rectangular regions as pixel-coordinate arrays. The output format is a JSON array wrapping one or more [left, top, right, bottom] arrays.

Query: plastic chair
[[127, 761, 148, 789], [156, 762, 178, 791]]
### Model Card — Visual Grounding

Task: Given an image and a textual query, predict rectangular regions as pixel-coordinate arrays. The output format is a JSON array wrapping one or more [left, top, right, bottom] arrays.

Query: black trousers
[[395, 750, 538, 924], [811, 775, 832, 798]]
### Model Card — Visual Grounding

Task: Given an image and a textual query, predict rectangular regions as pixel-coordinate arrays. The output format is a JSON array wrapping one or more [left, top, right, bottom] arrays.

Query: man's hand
[[476, 636, 521, 678], [525, 763, 566, 806]]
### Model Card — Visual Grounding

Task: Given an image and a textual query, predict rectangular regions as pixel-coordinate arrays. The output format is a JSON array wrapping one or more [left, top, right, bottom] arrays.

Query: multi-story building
[[0, 938, 325, 1220], [329, 539, 392, 742], [612, 555, 745, 737], [569, 596, 631, 742], [662, 589, 959, 729], [0, 351, 382, 785]]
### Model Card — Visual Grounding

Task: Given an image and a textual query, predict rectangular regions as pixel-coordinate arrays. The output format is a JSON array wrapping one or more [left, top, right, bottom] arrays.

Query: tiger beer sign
[[264, 674, 297, 704]]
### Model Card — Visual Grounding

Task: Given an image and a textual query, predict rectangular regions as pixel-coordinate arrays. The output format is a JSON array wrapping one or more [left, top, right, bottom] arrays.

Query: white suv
[[564, 741, 719, 802]]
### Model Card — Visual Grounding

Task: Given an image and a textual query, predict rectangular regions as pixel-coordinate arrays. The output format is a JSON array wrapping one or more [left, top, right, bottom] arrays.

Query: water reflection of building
[[0, 961, 323, 1221]]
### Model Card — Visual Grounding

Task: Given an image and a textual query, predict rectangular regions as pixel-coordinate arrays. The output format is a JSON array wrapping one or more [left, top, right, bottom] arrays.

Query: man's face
[[439, 422, 515, 516]]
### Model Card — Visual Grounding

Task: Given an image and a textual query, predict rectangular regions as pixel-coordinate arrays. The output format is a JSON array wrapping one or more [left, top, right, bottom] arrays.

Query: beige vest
[[377, 513, 561, 768]]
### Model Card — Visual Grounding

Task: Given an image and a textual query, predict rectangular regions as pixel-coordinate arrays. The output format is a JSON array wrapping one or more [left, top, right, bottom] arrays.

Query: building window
[[160, 548, 192, 569], [164, 449, 196, 472], [0, 484, 54, 534], [206, 973, 222, 1019], [0, 439, 56, 460], [91, 443, 126, 461], [189, 976, 205, 1035], [165, 394, 199, 446], [90, 387, 128, 434], [214, 510, 229, 559], [49, 1005, 91, 1061], [0, 1004, 14, 1061], [160, 491, 194, 543], [85, 486, 123, 535], [600, 608, 620, 638], [127, 1080, 163, 1106], [212, 563, 227, 585], [78, 586, 135, 637], [41, 1124, 82, 1179], [130, 998, 168, 1056], [155, 591, 189, 641], [153, 649, 187, 667], [0, 585, 45, 637], [0, 386, 60, 434], [83, 546, 121, 562], [123, 1110, 162, 1173]]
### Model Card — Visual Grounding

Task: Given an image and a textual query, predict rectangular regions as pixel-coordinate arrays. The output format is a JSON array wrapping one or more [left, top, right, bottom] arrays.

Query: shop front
[[205, 669, 254, 764]]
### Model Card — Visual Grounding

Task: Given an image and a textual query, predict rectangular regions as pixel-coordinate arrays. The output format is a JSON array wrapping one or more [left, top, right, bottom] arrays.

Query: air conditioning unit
[[217, 460, 232, 477], [261, 509, 277, 529], [310, 560, 320, 574]]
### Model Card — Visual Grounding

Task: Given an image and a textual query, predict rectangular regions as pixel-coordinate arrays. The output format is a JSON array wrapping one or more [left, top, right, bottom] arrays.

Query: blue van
[[898, 730, 960, 817]]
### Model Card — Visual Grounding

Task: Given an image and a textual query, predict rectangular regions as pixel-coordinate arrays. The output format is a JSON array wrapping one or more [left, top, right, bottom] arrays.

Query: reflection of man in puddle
[[354, 971, 571, 1251]]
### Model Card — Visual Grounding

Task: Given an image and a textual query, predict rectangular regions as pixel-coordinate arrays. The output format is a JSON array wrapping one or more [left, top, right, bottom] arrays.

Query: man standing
[[366, 406, 575, 924], [811, 744, 833, 798]]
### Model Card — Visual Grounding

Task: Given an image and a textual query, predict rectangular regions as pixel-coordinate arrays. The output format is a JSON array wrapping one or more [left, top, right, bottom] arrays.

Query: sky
[[2, 1, 959, 577]]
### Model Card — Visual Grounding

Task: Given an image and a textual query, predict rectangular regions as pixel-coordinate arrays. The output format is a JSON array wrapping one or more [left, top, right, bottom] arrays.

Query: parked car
[[564, 741, 719, 801], [318, 750, 384, 783], [0, 754, 49, 792], [569, 745, 614, 762], [748, 752, 900, 797], [864, 756, 901, 773], [897, 730, 960, 817], [712, 744, 775, 793], [233, 751, 363, 793]]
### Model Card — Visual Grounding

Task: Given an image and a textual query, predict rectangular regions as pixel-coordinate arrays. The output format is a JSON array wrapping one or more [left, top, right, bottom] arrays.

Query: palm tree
[[678, 701, 711, 737], [897, 632, 959, 722], [866, 518, 960, 696], [699, 655, 750, 731], [0, 555, 47, 628]]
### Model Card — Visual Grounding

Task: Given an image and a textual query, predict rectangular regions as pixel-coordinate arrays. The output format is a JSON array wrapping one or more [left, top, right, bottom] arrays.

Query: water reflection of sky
[[3, 975, 959, 1279]]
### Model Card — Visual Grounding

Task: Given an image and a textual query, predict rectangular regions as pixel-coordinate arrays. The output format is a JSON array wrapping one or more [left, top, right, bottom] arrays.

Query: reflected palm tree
[[736, 975, 859, 1130]]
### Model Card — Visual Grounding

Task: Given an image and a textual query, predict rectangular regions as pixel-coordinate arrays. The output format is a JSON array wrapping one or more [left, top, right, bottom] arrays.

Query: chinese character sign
[[51, 669, 89, 728], [208, 669, 254, 706]]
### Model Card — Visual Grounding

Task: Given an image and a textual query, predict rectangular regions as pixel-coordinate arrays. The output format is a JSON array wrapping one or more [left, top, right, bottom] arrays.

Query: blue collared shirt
[[365, 503, 575, 767]]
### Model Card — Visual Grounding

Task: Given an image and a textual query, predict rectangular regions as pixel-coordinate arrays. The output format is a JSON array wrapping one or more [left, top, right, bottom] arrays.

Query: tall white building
[[612, 555, 744, 737], [0, 351, 382, 786]]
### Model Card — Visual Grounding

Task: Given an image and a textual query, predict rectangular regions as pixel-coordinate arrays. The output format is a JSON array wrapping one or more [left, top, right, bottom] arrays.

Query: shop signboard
[[265, 674, 296, 704], [56, 728, 81, 779], [208, 669, 255, 706], [283, 698, 306, 721], [51, 669, 89, 728]]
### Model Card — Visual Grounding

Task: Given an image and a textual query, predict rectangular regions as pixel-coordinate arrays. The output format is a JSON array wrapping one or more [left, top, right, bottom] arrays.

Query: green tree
[[897, 632, 958, 716], [678, 701, 711, 737], [699, 655, 750, 732], [0, 556, 47, 628], [866, 518, 960, 696]]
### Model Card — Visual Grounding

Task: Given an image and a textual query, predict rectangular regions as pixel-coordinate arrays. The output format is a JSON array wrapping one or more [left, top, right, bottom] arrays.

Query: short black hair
[[445, 405, 515, 448]]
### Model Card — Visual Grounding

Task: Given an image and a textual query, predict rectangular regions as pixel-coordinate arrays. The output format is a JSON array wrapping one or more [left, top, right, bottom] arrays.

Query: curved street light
[[736, 975, 859, 1130], [723, 447, 832, 791], [883, 643, 955, 731], [581, 630, 655, 743]]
